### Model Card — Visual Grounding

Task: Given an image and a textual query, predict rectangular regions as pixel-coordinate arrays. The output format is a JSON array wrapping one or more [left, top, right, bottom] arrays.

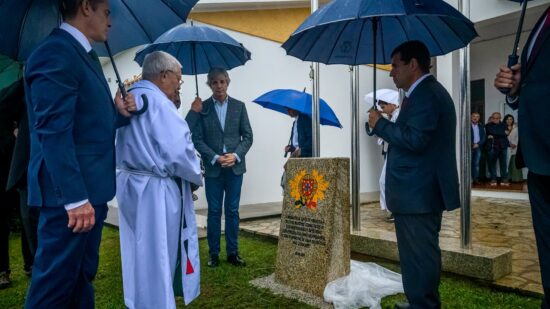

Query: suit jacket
[[485, 122, 509, 152], [471, 122, 486, 149], [289, 114, 312, 158], [191, 97, 253, 178], [508, 6, 550, 175], [185, 109, 200, 132], [24, 28, 118, 207], [373, 75, 460, 214]]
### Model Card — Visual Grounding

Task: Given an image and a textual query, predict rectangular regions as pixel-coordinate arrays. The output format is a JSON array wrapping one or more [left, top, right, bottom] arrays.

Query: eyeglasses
[[162, 70, 183, 86]]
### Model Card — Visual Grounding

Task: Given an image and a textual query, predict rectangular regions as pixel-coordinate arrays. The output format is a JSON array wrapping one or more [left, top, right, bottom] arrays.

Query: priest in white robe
[[115, 51, 203, 309]]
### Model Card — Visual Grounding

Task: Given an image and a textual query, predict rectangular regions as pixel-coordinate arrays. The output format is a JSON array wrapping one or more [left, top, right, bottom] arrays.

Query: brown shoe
[[0, 271, 11, 289]]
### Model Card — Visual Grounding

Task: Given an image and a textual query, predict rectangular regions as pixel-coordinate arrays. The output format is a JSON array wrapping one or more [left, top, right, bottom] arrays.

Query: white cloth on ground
[[324, 260, 404, 309], [115, 80, 203, 308]]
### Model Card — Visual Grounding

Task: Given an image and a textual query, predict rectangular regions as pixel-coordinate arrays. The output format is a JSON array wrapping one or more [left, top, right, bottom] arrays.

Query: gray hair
[[206, 68, 230, 86], [142, 51, 182, 80]]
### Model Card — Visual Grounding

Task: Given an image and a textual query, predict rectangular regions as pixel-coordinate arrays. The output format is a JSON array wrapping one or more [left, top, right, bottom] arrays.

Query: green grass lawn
[[0, 226, 543, 308]]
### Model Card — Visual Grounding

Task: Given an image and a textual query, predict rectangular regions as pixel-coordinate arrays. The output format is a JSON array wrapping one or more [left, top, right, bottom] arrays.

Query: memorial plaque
[[275, 158, 350, 297]]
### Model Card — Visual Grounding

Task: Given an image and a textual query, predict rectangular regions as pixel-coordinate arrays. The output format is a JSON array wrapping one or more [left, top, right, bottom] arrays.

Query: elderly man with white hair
[[115, 51, 203, 308], [366, 89, 400, 220]]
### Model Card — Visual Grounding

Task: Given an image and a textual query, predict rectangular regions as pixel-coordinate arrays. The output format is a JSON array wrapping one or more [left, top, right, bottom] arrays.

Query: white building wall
[[103, 23, 392, 209], [102, 1, 550, 208]]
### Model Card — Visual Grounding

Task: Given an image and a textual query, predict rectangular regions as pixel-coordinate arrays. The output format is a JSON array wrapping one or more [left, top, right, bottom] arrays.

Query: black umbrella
[[499, 0, 534, 94]]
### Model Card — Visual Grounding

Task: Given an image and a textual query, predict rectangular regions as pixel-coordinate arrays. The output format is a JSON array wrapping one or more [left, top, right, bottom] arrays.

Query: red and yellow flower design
[[289, 169, 329, 212]]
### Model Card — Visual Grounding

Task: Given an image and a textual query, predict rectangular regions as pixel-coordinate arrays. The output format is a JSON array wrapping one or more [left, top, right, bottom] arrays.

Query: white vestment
[[379, 108, 400, 211], [115, 80, 203, 308]]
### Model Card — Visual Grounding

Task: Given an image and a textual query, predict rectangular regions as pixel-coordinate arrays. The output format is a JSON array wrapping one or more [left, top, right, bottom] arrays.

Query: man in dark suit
[[23, 0, 134, 307], [494, 5, 550, 308], [189, 68, 253, 268], [2, 81, 39, 283], [284, 108, 312, 158], [0, 80, 21, 289], [471, 112, 486, 184], [368, 40, 460, 309]]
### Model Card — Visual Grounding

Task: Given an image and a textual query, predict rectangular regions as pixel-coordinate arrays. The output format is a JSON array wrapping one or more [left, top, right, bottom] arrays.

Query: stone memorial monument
[[275, 157, 350, 297]]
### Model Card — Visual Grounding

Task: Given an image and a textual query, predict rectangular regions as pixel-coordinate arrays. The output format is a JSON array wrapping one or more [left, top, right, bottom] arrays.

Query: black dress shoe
[[394, 302, 410, 309], [0, 271, 11, 289], [208, 255, 219, 268], [227, 254, 246, 267], [23, 266, 32, 277]]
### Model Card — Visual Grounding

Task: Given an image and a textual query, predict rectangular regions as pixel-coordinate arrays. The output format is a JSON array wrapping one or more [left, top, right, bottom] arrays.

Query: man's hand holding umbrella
[[367, 107, 383, 129], [495, 63, 522, 97], [114, 89, 136, 117]]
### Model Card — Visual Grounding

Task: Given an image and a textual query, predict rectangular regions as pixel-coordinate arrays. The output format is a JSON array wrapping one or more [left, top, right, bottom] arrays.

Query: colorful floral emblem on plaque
[[289, 170, 329, 211]]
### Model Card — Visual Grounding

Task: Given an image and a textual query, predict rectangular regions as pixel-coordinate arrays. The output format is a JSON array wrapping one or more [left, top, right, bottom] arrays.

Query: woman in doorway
[[504, 114, 523, 183]]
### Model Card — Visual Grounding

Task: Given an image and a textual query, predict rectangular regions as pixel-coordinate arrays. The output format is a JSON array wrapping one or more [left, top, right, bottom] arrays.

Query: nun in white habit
[[115, 51, 203, 308], [365, 89, 400, 212]]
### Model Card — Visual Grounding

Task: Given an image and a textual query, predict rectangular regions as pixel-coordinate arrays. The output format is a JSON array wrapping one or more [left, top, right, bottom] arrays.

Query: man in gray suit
[[368, 41, 460, 309], [188, 68, 253, 268]]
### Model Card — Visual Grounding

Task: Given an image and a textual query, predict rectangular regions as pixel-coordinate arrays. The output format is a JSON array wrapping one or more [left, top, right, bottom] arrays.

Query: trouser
[[394, 212, 443, 309], [205, 169, 243, 257], [471, 147, 481, 181], [488, 148, 508, 181], [25, 204, 107, 309], [527, 172, 550, 309]]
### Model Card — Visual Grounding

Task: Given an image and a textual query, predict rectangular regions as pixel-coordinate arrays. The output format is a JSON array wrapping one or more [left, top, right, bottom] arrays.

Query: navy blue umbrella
[[134, 23, 251, 96], [0, 0, 198, 61], [282, 0, 477, 135], [0, 0, 197, 113], [252, 89, 343, 128], [282, 0, 477, 65]]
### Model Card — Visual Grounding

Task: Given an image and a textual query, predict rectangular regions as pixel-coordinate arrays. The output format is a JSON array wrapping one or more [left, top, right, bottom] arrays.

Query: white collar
[[405, 73, 431, 98], [60, 22, 92, 52]]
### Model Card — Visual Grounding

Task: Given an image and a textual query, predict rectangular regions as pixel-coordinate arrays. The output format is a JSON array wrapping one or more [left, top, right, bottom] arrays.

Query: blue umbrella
[[0, 0, 197, 114], [252, 89, 343, 128], [134, 23, 251, 96]]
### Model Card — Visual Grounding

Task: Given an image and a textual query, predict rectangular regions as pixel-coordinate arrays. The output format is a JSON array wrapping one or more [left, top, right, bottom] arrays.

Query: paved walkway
[[240, 197, 543, 296]]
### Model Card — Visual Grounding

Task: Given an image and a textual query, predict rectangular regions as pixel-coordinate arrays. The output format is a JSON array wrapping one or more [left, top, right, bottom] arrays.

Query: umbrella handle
[[104, 41, 148, 115], [192, 41, 199, 97], [499, 0, 527, 95], [498, 54, 519, 95]]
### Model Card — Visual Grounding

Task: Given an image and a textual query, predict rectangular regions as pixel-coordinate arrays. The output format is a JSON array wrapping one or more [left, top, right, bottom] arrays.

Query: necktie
[[529, 10, 550, 63], [88, 49, 102, 72], [400, 96, 410, 111]]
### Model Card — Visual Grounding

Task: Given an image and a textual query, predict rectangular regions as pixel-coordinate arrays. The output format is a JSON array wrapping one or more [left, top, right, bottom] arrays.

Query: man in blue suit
[[24, 0, 134, 307], [471, 112, 486, 184], [284, 108, 312, 158], [368, 41, 460, 309], [495, 6, 550, 308], [189, 68, 253, 268]]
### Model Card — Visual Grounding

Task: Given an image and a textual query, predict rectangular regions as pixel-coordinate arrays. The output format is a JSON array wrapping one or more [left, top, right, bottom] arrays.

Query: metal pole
[[459, 0, 472, 249], [350, 66, 361, 231], [311, 0, 321, 157]]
